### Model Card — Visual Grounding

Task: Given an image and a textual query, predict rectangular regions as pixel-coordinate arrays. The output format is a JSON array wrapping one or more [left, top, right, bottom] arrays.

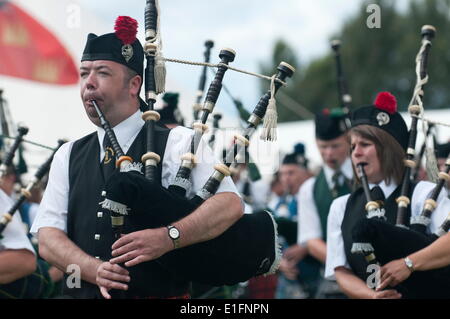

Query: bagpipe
[[193, 40, 214, 122], [208, 112, 222, 150], [96, 0, 295, 296], [350, 26, 450, 299], [0, 139, 64, 235], [330, 39, 352, 114], [0, 126, 28, 180]]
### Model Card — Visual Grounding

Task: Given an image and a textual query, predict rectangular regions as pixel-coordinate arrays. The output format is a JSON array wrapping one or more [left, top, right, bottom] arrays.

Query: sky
[[2, 0, 419, 174]]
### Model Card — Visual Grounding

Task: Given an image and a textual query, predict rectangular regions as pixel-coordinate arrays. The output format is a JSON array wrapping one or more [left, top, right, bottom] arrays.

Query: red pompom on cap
[[114, 16, 138, 45], [374, 91, 397, 114]]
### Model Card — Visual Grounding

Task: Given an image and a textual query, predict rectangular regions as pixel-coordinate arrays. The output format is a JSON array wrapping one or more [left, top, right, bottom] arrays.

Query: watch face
[[405, 257, 413, 270], [169, 227, 180, 239]]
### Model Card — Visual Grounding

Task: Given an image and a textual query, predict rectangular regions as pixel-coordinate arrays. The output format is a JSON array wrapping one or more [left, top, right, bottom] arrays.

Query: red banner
[[0, 1, 78, 85]]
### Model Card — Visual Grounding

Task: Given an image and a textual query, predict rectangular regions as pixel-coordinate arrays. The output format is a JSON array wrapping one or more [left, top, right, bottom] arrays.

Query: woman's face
[[350, 134, 384, 184]]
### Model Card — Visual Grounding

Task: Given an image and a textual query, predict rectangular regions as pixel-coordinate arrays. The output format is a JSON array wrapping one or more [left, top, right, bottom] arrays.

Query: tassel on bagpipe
[[100, 61, 294, 287], [191, 62, 294, 206], [0, 139, 65, 235]]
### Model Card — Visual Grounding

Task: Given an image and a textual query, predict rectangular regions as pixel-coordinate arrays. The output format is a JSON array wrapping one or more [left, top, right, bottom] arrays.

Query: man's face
[[316, 134, 350, 170], [80, 60, 134, 127], [279, 164, 310, 195]]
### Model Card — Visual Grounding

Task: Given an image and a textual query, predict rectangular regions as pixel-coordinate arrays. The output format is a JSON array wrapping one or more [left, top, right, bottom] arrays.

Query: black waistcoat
[[65, 123, 189, 298], [341, 183, 415, 281]]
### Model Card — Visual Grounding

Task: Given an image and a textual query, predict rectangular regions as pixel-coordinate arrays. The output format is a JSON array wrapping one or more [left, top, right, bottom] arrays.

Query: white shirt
[[0, 189, 35, 254], [235, 178, 271, 213], [325, 180, 450, 280], [30, 110, 241, 236], [298, 158, 353, 245]]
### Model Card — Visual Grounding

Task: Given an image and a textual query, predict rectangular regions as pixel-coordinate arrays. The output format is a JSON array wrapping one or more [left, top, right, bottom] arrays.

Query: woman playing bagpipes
[[324, 92, 450, 299]]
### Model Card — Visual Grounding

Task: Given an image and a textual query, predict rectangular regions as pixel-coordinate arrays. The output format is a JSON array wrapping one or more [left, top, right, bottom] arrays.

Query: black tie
[[370, 185, 385, 206], [331, 170, 343, 198], [102, 134, 116, 180]]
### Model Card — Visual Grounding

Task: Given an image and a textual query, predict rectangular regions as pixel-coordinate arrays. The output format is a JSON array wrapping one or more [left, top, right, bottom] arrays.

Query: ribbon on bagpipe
[[350, 25, 450, 299], [96, 0, 296, 295]]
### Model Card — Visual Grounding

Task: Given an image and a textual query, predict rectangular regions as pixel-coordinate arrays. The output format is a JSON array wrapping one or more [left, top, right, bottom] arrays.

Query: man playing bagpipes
[[273, 151, 323, 299], [156, 92, 185, 128], [294, 109, 353, 299], [0, 125, 62, 299], [0, 163, 37, 298], [30, 16, 243, 299]]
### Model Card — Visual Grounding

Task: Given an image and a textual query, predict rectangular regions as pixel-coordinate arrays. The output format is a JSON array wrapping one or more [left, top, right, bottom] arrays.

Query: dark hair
[[123, 66, 139, 86], [350, 125, 405, 185]]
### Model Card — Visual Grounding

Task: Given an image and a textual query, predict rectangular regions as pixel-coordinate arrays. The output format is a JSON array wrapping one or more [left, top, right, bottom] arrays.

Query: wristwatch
[[167, 225, 180, 249], [404, 257, 415, 272]]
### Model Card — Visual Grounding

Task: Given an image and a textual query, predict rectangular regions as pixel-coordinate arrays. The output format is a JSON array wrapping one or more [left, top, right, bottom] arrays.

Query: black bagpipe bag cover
[[103, 171, 280, 286]]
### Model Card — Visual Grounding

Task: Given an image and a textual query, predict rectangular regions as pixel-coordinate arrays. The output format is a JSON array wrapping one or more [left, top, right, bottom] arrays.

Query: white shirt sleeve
[[0, 191, 35, 255], [30, 141, 73, 236], [298, 177, 323, 245], [325, 194, 351, 280], [250, 179, 271, 211], [161, 126, 241, 199], [411, 181, 450, 234]]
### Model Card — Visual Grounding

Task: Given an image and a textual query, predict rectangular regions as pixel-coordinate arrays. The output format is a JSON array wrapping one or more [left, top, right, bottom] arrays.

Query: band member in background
[[325, 92, 450, 299], [436, 142, 450, 192], [30, 16, 243, 299], [0, 164, 37, 298], [156, 92, 185, 128], [275, 150, 321, 299], [296, 109, 352, 298]]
